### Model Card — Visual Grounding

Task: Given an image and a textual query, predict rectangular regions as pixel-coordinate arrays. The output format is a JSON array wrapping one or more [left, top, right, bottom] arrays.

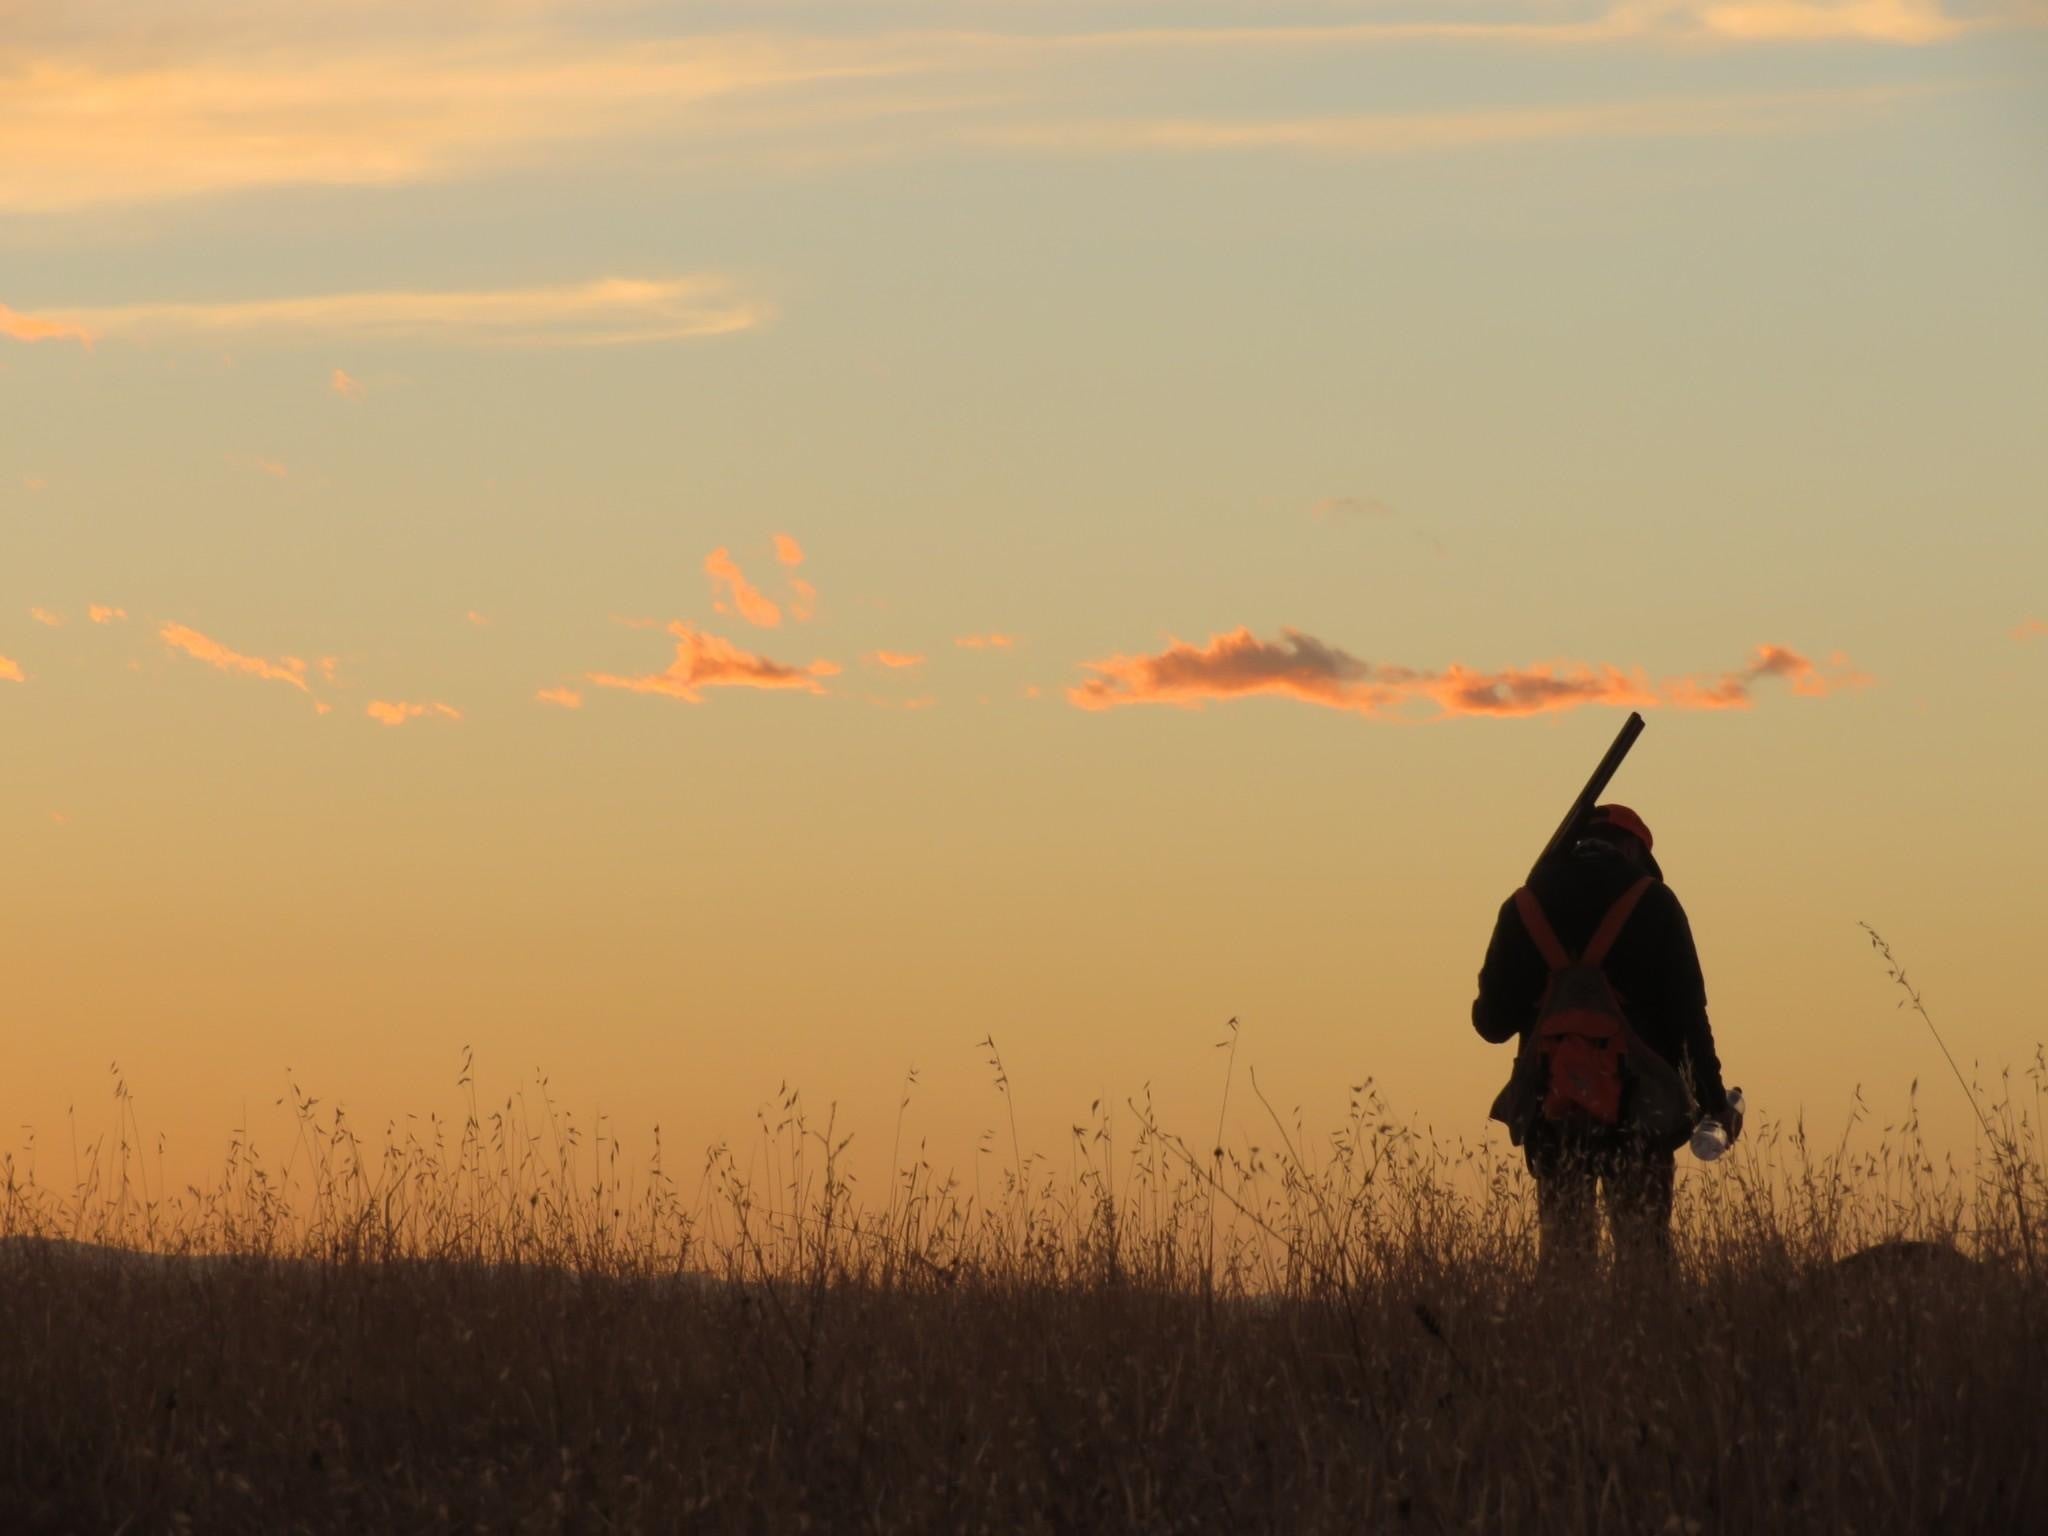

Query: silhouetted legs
[[1526, 1128, 1675, 1274]]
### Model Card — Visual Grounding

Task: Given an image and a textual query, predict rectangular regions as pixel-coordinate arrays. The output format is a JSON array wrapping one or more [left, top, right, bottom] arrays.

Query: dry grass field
[[1, 1045, 2041, 1535]]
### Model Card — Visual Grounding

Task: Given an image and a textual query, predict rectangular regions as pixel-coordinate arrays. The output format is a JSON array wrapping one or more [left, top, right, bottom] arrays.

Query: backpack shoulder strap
[[1512, 886, 1571, 971], [1583, 877, 1655, 968]]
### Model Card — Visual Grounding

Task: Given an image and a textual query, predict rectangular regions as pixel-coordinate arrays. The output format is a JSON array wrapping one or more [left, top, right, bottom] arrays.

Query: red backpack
[[1513, 877, 1654, 1126]]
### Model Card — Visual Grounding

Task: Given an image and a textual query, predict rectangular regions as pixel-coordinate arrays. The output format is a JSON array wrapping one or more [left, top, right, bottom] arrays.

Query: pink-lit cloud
[[0, 302, 92, 347], [704, 547, 783, 628], [536, 686, 584, 709], [366, 700, 462, 727], [588, 622, 839, 703], [865, 650, 926, 670], [0, 655, 23, 683], [88, 604, 126, 625], [466, 610, 490, 628], [955, 633, 1017, 651], [1069, 628, 1866, 720], [774, 533, 805, 567], [159, 621, 311, 693], [331, 367, 365, 399]]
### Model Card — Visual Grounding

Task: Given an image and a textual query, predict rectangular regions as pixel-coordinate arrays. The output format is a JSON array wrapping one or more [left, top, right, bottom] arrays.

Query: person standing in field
[[1472, 805, 1734, 1266]]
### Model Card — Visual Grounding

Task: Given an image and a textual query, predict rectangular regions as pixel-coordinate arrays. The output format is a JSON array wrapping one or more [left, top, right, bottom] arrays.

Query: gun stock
[[1530, 711, 1645, 881]]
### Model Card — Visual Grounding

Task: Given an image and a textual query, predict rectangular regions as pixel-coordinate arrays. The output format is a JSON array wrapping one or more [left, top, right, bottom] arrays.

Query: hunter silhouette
[[1474, 805, 1733, 1265]]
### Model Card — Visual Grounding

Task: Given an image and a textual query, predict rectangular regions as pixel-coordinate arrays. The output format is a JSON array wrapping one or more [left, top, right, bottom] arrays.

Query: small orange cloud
[[317, 656, 341, 683], [49, 810, 69, 825], [22, 476, 49, 493], [29, 607, 63, 627], [88, 604, 127, 624], [774, 533, 804, 567], [789, 577, 817, 623], [865, 650, 926, 670], [0, 655, 23, 683], [536, 686, 584, 709], [366, 699, 462, 727], [704, 547, 782, 628], [2014, 618, 2047, 642], [466, 610, 490, 627], [0, 302, 93, 348], [588, 622, 838, 703], [955, 633, 1017, 651], [254, 458, 289, 480], [160, 621, 310, 692], [330, 367, 365, 399], [1069, 628, 1865, 720]]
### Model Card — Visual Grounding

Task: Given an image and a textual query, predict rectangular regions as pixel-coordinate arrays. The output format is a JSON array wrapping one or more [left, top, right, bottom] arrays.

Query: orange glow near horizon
[[2, 0, 2042, 1205]]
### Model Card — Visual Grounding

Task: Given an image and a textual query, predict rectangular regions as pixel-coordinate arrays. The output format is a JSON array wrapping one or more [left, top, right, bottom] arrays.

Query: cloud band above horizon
[[1068, 628, 1866, 720]]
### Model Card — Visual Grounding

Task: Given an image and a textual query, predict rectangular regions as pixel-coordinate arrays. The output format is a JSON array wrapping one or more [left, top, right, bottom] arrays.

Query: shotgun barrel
[[1529, 711, 1645, 880]]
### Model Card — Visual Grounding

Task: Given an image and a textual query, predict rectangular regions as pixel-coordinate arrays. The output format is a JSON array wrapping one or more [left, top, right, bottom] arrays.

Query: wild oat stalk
[[1862, 921, 2033, 1270]]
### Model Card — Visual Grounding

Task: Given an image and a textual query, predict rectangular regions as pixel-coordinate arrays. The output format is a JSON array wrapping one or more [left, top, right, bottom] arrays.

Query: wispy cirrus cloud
[[955, 632, 1018, 651], [866, 650, 927, 669], [11, 276, 766, 351], [159, 620, 311, 693], [29, 607, 63, 627], [588, 622, 839, 703], [0, 25, 922, 213], [0, 655, 23, 683], [2014, 618, 2047, 641], [979, 85, 1931, 161], [705, 547, 783, 628], [88, 604, 126, 624], [0, 3, 1995, 215], [1069, 627, 1865, 719], [331, 367, 365, 398], [535, 686, 584, 709], [366, 699, 461, 727]]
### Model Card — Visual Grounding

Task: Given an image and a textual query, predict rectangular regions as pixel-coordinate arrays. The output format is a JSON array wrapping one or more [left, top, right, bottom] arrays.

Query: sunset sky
[[4, 1, 2045, 1196]]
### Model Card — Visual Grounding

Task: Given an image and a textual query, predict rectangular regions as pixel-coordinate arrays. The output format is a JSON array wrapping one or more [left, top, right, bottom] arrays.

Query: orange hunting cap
[[1592, 803, 1653, 852]]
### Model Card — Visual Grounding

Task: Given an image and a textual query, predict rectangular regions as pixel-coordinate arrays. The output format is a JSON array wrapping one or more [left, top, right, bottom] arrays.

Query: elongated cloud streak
[[2, 4, 1989, 213], [0, 32, 916, 212], [88, 604, 126, 624], [955, 633, 1017, 651], [866, 650, 926, 669], [0, 656, 23, 683], [366, 700, 461, 727], [983, 86, 1928, 161], [1069, 628, 1863, 719], [29, 608, 63, 627], [331, 368, 365, 398], [159, 621, 310, 693], [588, 623, 839, 703], [535, 686, 584, 709], [22, 276, 766, 350], [705, 548, 783, 628], [2014, 618, 2047, 642], [0, 302, 93, 347]]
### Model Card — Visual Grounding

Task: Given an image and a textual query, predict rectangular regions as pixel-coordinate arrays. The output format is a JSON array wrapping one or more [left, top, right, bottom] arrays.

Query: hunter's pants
[[1524, 1128, 1675, 1268]]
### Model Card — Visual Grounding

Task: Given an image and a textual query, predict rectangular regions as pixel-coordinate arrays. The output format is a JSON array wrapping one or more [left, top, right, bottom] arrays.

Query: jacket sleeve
[[1657, 890, 1728, 1117], [1472, 895, 1544, 1045]]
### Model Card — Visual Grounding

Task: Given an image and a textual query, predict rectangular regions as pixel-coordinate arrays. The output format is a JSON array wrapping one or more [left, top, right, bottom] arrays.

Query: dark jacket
[[1472, 840, 1728, 1118]]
